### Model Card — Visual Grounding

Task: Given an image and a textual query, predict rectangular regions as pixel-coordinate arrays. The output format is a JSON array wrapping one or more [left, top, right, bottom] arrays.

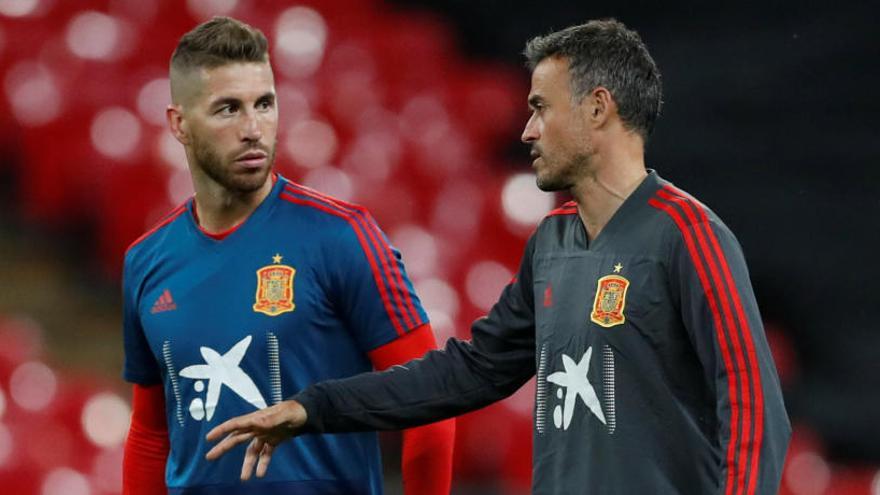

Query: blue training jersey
[[122, 174, 428, 494]]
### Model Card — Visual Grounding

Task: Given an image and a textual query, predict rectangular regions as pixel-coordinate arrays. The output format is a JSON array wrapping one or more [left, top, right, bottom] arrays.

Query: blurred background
[[0, 0, 878, 493]]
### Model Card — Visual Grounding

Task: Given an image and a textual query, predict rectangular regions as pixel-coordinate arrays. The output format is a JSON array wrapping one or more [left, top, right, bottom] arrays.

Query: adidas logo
[[544, 283, 553, 308], [151, 289, 177, 314]]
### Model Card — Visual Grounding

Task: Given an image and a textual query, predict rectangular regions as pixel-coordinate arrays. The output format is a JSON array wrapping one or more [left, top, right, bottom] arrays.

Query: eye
[[256, 97, 274, 111], [216, 103, 238, 116]]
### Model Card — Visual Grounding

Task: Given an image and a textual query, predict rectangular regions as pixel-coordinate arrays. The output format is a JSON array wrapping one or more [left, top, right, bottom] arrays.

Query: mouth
[[531, 154, 542, 167], [234, 150, 269, 169], [530, 149, 542, 166]]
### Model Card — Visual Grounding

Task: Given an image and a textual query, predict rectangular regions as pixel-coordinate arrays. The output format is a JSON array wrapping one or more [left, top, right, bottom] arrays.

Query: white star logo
[[180, 335, 267, 421], [547, 348, 606, 429]]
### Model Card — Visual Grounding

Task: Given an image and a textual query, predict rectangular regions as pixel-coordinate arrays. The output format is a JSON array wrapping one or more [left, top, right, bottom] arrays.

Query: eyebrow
[[209, 92, 275, 109], [209, 97, 241, 110]]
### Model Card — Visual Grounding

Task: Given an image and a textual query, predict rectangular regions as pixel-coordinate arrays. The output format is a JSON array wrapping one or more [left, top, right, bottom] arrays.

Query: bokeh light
[[66, 11, 125, 61], [341, 129, 401, 184], [0, 0, 41, 17], [91, 446, 124, 493], [302, 166, 353, 203], [90, 107, 142, 159], [274, 6, 327, 79], [284, 118, 338, 169], [414, 277, 459, 323], [390, 225, 438, 281], [785, 451, 831, 495], [465, 261, 512, 312], [502, 173, 555, 229], [4, 61, 62, 126], [157, 131, 187, 170], [81, 392, 131, 448], [431, 179, 483, 239], [137, 78, 171, 126], [9, 361, 57, 411], [41, 467, 91, 495]]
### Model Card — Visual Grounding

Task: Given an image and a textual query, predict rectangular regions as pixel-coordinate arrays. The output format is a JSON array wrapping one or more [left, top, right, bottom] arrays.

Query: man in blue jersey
[[204, 19, 791, 495], [121, 16, 454, 495]]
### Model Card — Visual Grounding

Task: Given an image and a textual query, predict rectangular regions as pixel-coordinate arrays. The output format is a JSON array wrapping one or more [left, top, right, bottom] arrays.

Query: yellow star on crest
[[613, 263, 623, 273], [272, 253, 283, 264]]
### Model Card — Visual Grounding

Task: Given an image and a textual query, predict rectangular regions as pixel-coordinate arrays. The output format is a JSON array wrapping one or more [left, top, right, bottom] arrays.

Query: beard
[[191, 133, 276, 195], [535, 151, 592, 192]]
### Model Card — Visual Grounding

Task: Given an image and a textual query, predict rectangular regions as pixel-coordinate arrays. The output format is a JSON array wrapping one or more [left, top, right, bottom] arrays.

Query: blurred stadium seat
[[1, 1, 877, 494]]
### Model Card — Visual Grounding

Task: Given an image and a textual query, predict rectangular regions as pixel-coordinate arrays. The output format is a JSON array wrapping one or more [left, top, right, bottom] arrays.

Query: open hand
[[204, 400, 308, 480]]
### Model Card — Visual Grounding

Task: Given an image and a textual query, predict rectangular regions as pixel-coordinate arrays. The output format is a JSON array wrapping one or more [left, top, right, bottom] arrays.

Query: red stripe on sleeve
[[663, 186, 765, 495], [649, 197, 744, 495], [657, 190, 753, 494], [280, 192, 406, 336], [286, 184, 422, 330]]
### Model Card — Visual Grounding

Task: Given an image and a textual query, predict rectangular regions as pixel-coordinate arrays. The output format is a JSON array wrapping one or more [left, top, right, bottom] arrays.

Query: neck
[[570, 144, 647, 241], [190, 170, 274, 234]]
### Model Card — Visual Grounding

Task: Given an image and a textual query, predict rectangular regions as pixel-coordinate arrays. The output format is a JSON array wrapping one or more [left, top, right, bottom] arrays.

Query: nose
[[521, 113, 539, 144], [240, 111, 262, 142]]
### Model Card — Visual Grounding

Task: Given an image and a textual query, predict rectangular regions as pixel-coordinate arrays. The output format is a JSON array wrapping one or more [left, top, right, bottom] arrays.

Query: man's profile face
[[521, 56, 594, 192], [181, 61, 278, 194]]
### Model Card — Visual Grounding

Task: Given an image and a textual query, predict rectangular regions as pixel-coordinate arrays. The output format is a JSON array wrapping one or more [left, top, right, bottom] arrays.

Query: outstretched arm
[[206, 236, 540, 478]]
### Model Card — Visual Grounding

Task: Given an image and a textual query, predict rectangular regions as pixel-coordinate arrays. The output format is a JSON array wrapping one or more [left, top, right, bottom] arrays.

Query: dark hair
[[171, 16, 269, 73], [524, 19, 663, 139]]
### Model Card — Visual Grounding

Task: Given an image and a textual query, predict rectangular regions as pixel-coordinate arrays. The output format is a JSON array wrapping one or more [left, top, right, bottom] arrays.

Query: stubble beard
[[192, 134, 276, 195], [535, 151, 592, 192]]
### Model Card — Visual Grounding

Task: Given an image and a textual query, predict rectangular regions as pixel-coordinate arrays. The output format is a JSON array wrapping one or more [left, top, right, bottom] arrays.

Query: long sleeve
[[367, 324, 455, 495], [662, 191, 791, 495], [293, 235, 539, 433], [123, 384, 169, 495]]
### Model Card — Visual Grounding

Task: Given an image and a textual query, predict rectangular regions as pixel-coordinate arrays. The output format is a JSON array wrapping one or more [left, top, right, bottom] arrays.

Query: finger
[[206, 414, 255, 442], [255, 443, 275, 478], [205, 430, 255, 461], [240, 438, 264, 481]]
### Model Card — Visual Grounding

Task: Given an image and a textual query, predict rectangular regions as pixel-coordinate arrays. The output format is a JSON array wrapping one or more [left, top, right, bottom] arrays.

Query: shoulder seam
[[125, 204, 188, 255]]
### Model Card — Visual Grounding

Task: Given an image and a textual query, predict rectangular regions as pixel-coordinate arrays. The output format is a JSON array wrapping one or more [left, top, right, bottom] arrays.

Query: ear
[[166, 104, 190, 146], [584, 86, 616, 127]]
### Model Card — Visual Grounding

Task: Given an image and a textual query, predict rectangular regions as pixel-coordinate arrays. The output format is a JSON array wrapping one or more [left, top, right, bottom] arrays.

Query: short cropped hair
[[524, 19, 663, 139], [171, 16, 269, 73]]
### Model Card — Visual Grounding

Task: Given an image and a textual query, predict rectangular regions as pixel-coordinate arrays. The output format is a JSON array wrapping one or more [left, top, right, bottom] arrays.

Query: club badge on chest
[[253, 253, 296, 316], [590, 263, 629, 328]]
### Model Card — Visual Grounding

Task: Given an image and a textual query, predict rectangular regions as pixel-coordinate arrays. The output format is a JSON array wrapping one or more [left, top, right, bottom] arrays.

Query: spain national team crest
[[590, 274, 629, 328], [253, 254, 295, 316]]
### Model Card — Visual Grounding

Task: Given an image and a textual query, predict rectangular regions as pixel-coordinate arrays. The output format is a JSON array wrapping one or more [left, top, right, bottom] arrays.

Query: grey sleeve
[[672, 218, 791, 495], [293, 235, 538, 433]]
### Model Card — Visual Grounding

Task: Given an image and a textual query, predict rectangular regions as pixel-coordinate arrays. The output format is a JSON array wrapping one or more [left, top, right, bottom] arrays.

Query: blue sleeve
[[329, 210, 428, 352], [122, 255, 162, 385]]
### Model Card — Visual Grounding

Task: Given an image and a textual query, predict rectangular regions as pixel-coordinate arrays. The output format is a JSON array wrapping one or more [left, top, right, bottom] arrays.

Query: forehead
[[529, 56, 572, 100], [199, 62, 275, 100]]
